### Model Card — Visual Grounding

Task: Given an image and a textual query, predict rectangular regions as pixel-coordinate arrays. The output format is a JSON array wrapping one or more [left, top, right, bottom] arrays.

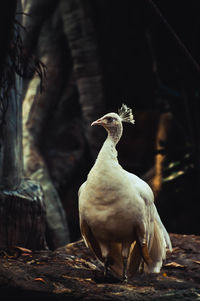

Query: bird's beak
[[91, 118, 103, 126]]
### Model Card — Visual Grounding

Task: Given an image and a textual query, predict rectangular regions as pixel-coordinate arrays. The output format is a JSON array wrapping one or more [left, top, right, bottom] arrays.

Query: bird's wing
[[125, 170, 172, 273], [132, 172, 172, 252], [79, 217, 103, 261], [125, 170, 155, 245]]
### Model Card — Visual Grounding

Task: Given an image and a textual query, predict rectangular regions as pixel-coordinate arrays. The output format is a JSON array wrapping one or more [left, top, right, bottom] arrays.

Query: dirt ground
[[0, 233, 200, 300]]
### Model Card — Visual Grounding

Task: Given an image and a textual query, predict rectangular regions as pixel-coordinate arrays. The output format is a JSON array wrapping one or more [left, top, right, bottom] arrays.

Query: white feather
[[78, 106, 172, 278]]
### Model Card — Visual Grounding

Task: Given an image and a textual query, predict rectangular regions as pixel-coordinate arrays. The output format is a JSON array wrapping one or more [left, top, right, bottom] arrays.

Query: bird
[[78, 104, 172, 281]]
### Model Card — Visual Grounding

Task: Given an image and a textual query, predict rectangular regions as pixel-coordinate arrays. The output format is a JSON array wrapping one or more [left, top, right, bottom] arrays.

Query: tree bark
[[0, 75, 23, 189], [21, 0, 107, 245], [0, 2, 47, 251], [22, 0, 71, 249], [60, 0, 106, 158], [0, 180, 46, 250]]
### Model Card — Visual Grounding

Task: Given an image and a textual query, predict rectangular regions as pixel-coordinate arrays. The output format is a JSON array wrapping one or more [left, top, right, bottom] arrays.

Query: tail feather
[[144, 220, 166, 273], [153, 203, 172, 251], [151, 220, 166, 260]]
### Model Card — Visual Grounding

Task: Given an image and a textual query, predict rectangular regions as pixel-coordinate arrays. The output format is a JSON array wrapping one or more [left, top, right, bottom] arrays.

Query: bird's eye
[[106, 117, 113, 123]]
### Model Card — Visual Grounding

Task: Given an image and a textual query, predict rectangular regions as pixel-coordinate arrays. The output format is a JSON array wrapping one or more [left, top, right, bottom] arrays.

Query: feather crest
[[118, 103, 135, 124]]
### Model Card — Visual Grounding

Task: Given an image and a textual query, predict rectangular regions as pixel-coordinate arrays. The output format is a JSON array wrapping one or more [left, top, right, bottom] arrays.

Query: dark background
[[2, 0, 200, 247]]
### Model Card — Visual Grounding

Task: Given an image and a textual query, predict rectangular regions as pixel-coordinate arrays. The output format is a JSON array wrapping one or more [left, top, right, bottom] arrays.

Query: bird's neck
[[97, 126, 123, 162], [107, 125, 123, 145]]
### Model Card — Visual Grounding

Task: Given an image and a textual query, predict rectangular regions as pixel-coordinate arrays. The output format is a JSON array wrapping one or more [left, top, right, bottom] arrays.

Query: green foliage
[[163, 152, 194, 183]]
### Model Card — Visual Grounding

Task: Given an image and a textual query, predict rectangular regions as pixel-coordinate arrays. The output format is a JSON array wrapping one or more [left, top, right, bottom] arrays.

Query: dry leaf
[[21, 253, 32, 257], [7, 246, 32, 258], [12, 246, 32, 253], [193, 260, 200, 265], [34, 277, 46, 284], [164, 262, 186, 269]]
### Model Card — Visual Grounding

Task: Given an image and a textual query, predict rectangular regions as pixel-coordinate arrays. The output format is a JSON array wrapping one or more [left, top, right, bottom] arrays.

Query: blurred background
[[3, 0, 200, 249]]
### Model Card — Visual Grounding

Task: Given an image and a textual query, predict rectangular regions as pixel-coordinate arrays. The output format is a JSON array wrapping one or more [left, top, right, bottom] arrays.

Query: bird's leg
[[122, 243, 130, 282], [122, 257, 128, 282], [100, 244, 112, 279], [103, 257, 110, 277]]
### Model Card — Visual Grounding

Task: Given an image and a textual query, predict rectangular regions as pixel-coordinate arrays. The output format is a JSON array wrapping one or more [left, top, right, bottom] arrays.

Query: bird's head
[[91, 112, 121, 129], [91, 104, 135, 143], [91, 104, 135, 128]]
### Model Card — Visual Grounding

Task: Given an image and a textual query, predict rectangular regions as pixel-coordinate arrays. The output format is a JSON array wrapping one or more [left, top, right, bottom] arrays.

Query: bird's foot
[[122, 257, 128, 283], [93, 271, 120, 284], [103, 256, 114, 277]]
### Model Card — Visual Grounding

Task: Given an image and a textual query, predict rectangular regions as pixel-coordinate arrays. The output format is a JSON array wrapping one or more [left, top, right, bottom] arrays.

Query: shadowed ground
[[0, 233, 200, 300]]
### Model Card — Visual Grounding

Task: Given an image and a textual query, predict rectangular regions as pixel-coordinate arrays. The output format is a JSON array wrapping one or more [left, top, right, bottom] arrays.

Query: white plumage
[[78, 105, 172, 281]]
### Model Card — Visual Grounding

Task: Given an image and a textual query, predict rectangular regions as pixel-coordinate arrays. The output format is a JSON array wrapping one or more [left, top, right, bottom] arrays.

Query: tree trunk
[[21, 0, 71, 249], [0, 3, 46, 251], [21, 0, 107, 245], [0, 75, 23, 190], [0, 180, 46, 250], [60, 0, 106, 158]]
